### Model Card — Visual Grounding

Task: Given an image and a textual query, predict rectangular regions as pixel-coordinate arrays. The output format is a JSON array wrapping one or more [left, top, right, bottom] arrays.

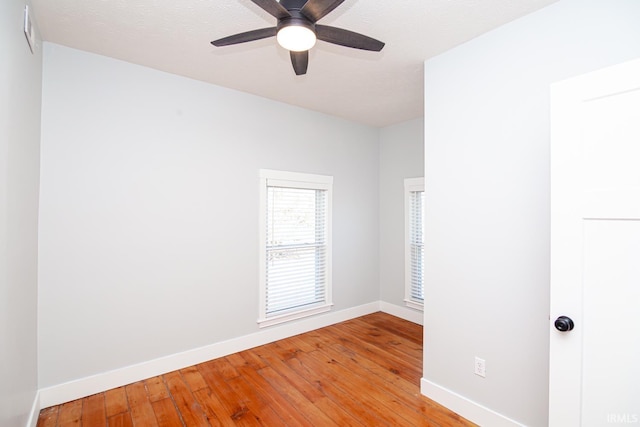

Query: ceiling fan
[[211, 0, 385, 76]]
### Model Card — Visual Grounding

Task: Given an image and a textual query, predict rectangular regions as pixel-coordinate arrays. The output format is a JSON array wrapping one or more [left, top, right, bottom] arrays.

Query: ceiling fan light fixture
[[277, 23, 316, 52], [211, 0, 385, 76]]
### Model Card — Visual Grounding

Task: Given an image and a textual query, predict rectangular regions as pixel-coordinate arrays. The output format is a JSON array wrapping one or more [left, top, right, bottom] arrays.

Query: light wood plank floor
[[37, 312, 475, 426]]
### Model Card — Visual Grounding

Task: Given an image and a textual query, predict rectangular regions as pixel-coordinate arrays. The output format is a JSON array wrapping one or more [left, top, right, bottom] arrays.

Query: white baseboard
[[39, 301, 381, 409], [379, 301, 424, 325], [420, 378, 524, 427], [26, 391, 40, 427]]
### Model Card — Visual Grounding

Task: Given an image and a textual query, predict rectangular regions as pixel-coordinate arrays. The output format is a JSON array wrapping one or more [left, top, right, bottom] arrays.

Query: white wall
[[422, 1, 640, 426], [38, 43, 380, 389], [378, 118, 424, 308], [0, 1, 42, 426]]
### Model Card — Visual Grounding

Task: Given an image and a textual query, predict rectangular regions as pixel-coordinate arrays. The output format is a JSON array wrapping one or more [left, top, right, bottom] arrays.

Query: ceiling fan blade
[[316, 25, 385, 51], [290, 50, 309, 75], [299, 0, 345, 22], [250, 0, 291, 20], [211, 27, 277, 47]]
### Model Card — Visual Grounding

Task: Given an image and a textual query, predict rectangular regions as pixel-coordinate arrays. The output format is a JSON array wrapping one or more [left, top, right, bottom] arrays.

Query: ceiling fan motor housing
[[277, 11, 316, 34], [279, 0, 309, 12]]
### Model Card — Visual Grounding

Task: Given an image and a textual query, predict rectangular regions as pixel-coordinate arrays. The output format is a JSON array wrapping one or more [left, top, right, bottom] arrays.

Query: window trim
[[258, 169, 333, 328], [404, 177, 425, 311]]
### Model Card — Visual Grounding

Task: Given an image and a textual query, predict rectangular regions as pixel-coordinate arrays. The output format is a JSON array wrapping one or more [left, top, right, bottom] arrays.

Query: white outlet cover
[[475, 356, 486, 377]]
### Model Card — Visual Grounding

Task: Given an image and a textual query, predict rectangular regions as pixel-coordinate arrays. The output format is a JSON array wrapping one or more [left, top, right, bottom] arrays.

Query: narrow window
[[259, 170, 333, 327], [405, 178, 424, 310]]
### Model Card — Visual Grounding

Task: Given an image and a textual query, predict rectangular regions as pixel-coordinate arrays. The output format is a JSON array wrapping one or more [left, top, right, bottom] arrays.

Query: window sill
[[404, 299, 424, 311], [257, 303, 334, 328]]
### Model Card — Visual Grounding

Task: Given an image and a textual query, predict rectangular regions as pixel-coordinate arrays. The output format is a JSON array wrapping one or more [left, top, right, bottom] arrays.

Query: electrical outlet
[[474, 356, 486, 378]]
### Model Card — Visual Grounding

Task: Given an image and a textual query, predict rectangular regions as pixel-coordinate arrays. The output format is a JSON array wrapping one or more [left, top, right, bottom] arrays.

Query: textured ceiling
[[30, 0, 558, 127]]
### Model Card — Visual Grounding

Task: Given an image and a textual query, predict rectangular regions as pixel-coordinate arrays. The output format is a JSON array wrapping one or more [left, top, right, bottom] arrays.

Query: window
[[405, 178, 424, 310], [258, 170, 333, 327]]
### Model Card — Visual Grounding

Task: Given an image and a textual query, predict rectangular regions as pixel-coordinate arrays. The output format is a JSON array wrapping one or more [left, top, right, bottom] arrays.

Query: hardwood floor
[[37, 312, 475, 426]]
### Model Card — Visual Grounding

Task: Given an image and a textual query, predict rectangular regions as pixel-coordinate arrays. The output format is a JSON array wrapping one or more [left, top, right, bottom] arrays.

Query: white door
[[550, 58, 640, 426]]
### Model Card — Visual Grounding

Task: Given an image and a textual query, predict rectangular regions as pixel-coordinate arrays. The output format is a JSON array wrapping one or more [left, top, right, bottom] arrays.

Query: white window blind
[[405, 178, 424, 309], [259, 170, 333, 327]]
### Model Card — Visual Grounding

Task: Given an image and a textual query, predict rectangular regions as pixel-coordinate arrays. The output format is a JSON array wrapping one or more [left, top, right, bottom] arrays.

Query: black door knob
[[554, 316, 574, 332]]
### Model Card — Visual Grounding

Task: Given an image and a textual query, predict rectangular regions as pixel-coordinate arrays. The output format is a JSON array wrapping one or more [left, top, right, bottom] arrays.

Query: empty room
[[2, 0, 640, 426]]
